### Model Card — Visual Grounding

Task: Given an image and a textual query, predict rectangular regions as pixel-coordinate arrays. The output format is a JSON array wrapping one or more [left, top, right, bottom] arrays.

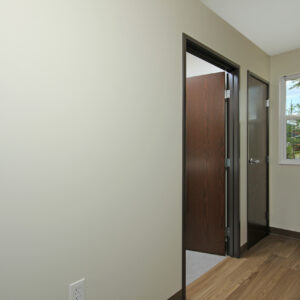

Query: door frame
[[246, 71, 270, 249], [182, 34, 241, 299]]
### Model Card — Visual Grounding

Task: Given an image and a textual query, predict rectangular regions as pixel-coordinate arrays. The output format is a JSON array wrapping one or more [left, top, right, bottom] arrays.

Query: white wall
[[186, 53, 223, 77], [270, 49, 300, 233], [0, 1, 270, 299]]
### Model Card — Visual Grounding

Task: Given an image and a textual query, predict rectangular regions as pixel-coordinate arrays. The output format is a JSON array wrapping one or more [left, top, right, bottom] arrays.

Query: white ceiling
[[201, 0, 300, 56]]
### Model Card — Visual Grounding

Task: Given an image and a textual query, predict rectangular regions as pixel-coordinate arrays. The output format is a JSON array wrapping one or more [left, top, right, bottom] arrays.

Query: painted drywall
[[270, 49, 300, 233], [201, 0, 300, 55], [186, 52, 223, 77], [0, 0, 269, 299]]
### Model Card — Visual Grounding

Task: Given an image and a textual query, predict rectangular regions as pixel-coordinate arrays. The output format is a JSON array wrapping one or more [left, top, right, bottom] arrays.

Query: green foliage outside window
[[286, 79, 300, 159]]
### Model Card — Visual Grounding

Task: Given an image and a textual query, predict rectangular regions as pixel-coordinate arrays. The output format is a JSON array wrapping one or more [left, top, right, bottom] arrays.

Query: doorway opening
[[182, 34, 240, 299]]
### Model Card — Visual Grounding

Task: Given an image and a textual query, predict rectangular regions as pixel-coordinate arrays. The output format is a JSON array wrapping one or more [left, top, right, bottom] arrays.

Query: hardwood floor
[[186, 234, 300, 300]]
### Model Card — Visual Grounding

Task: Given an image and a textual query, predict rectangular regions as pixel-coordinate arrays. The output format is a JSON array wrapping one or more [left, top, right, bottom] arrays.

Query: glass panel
[[286, 78, 300, 159], [286, 120, 300, 159]]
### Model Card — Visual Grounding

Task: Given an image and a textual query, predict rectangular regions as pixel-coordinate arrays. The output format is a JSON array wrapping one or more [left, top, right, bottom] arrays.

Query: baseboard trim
[[270, 227, 300, 239], [168, 289, 182, 300], [240, 242, 248, 256]]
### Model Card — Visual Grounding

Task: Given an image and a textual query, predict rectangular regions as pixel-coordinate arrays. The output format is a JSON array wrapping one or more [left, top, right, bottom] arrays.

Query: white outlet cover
[[69, 278, 85, 300]]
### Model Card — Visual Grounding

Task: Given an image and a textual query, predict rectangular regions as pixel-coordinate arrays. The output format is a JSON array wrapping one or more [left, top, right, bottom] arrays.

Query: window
[[279, 73, 300, 164]]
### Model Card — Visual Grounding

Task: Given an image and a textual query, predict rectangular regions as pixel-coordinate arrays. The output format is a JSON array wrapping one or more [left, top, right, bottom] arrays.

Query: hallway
[[186, 235, 300, 299]]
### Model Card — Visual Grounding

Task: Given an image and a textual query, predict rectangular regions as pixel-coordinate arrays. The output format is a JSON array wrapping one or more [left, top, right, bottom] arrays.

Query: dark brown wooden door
[[185, 72, 226, 255], [247, 74, 269, 248]]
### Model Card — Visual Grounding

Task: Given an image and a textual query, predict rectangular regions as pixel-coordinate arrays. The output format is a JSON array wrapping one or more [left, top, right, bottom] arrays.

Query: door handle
[[249, 158, 260, 164]]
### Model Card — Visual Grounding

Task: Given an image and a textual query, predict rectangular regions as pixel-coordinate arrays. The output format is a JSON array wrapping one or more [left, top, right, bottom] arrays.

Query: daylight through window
[[280, 74, 300, 163]]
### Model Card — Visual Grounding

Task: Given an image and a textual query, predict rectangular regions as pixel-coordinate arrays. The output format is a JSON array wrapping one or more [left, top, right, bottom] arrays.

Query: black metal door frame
[[182, 34, 241, 299]]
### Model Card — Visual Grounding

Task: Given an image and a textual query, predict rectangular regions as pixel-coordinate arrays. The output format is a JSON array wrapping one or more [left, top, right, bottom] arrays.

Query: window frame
[[279, 73, 300, 165]]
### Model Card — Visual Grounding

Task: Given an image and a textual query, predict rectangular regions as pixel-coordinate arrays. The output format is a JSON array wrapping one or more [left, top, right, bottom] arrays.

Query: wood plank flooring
[[186, 234, 300, 300]]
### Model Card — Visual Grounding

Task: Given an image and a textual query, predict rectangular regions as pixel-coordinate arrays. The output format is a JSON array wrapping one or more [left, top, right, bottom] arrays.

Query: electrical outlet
[[69, 278, 85, 300]]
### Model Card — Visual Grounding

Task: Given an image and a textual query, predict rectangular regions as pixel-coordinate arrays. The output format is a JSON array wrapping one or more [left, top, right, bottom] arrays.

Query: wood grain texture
[[186, 235, 300, 300], [185, 72, 225, 255]]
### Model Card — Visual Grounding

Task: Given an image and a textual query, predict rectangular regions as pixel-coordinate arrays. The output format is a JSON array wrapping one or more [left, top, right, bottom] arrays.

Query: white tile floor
[[186, 250, 225, 285]]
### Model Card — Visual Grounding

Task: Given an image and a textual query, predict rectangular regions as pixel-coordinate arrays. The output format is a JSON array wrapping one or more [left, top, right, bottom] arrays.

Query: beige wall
[[0, 1, 270, 299], [270, 49, 300, 233]]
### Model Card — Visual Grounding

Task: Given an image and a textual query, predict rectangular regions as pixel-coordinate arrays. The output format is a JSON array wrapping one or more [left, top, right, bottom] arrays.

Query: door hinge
[[266, 155, 269, 163], [266, 99, 270, 107], [225, 158, 231, 168], [225, 90, 230, 99], [225, 227, 231, 241]]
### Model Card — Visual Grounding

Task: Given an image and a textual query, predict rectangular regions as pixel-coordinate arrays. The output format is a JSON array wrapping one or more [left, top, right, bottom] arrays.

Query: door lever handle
[[249, 158, 260, 164]]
